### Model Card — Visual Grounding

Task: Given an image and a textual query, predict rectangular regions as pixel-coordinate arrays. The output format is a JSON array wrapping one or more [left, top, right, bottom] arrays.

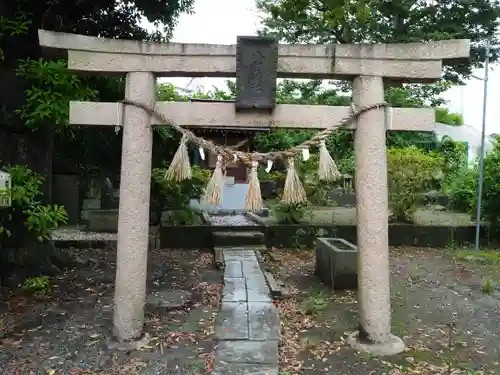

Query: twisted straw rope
[[121, 100, 388, 165]]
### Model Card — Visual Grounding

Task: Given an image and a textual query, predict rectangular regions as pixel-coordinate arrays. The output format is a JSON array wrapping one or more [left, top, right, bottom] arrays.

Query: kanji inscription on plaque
[[235, 36, 278, 111]]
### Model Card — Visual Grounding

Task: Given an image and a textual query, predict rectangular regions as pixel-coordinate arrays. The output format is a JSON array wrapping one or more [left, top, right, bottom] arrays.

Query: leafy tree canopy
[[3, 0, 195, 42], [1, 0, 195, 128], [0, 0, 195, 183], [257, 0, 500, 83]]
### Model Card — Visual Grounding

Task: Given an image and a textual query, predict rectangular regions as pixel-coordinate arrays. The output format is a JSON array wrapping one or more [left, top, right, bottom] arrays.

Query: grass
[[482, 277, 495, 294], [453, 248, 500, 294], [301, 290, 329, 315], [264, 206, 476, 226], [454, 249, 500, 264]]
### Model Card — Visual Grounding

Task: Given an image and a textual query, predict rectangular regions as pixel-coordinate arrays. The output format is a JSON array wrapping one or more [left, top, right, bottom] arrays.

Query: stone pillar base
[[106, 333, 150, 351], [347, 331, 405, 356]]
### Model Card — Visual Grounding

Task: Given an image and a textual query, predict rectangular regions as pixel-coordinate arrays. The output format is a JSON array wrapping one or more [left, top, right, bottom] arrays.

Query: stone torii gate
[[38, 30, 469, 353]]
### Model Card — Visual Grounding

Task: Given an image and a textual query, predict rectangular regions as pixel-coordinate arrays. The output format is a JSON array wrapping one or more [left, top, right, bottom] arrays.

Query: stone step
[[213, 231, 265, 247]]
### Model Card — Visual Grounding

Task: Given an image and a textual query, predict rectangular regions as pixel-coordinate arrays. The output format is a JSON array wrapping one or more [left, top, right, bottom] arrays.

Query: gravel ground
[[264, 247, 500, 375], [51, 226, 160, 241], [0, 248, 222, 375], [51, 227, 117, 241], [207, 214, 257, 226]]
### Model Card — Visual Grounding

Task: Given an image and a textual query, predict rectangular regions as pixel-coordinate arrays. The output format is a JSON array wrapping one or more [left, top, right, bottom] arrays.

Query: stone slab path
[[212, 248, 280, 375]]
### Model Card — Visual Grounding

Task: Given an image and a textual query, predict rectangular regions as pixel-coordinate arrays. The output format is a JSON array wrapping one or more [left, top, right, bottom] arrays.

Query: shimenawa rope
[[120, 100, 388, 211]]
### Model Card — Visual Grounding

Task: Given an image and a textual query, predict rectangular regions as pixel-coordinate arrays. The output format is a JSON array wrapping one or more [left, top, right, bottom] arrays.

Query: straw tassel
[[245, 161, 263, 212], [165, 134, 192, 181], [201, 154, 224, 206], [282, 157, 307, 204], [318, 140, 341, 182]]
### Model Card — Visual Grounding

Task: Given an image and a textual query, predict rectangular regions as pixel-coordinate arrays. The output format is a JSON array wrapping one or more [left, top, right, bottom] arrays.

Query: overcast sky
[[147, 0, 500, 134]]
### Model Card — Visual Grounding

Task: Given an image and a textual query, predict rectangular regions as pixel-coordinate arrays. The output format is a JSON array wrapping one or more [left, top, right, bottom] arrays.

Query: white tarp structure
[[0, 169, 11, 207], [433, 122, 495, 165]]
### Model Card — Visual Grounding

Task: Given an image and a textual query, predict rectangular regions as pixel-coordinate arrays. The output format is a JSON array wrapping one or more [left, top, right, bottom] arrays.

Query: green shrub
[[151, 165, 210, 225], [387, 146, 444, 222], [451, 137, 500, 231], [337, 154, 355, 176], [438, 136, 468, 191], [478, 137, 500, 231], [152, 165, 210, 208], [448, 167, 476, 213], [258, 168, 285, 183], [306, 181, 336, 206], [295, 154, 319, 184], [0, 165, 67, 241], [271, 202, 309, 224], [23, 276, 51, 294]]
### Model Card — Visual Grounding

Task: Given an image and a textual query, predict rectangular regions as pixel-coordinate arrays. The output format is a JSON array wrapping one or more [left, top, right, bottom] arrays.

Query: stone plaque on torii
[[38, 29, 470, 353]]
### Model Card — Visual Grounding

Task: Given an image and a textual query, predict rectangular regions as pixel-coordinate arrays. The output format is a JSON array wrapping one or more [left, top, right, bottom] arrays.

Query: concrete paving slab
[[210, 362, 279, 375], [248, 302, 280, 341], [225, 260, 243, 278], [222, 278, 247, 302], [215, 302, 249, 340], [215, 340, 279, 365], [246, 286, 271, 303], [246, 277, 271, 302], [241, 259, 264, 278]]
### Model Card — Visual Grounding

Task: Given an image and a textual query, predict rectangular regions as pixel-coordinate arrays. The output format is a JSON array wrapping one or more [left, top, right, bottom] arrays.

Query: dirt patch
[[0, 248, 222, 375], [264, 247, 500, 374]]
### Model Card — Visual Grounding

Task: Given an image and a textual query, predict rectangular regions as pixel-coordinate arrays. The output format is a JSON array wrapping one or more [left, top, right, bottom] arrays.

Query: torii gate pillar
[[349, 76, 405, 353], [113, 72, 155, 342]]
